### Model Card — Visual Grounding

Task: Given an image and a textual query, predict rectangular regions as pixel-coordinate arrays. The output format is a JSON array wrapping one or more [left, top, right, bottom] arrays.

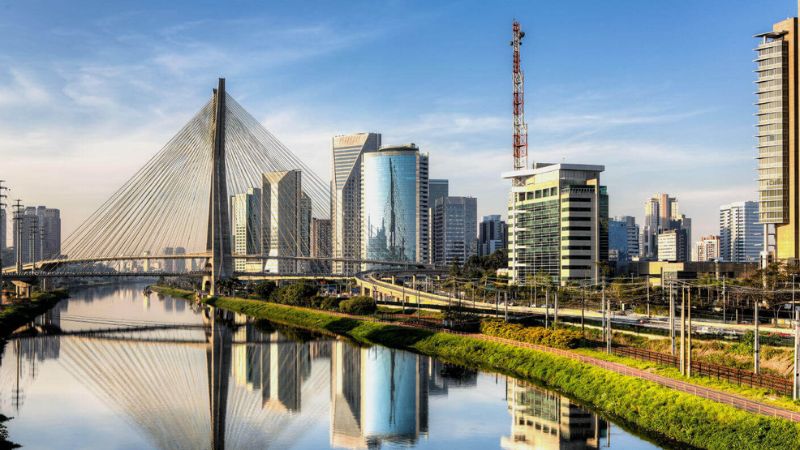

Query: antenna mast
[[511, 20, 528, 172]]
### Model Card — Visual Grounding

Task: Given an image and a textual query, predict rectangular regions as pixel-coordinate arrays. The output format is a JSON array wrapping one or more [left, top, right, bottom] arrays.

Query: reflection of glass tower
[[501, 379, 601, 449], [330, 342, 429, 448], [361, 144, 429, 270]]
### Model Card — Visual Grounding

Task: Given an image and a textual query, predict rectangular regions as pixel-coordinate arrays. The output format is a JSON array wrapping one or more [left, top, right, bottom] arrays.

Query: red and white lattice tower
[[511, 20, 528, 173]]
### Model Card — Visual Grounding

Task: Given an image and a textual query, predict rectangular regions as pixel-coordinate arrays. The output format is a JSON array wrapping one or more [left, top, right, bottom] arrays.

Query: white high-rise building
[[262, 170, 311, 274], [331, 133, 381, 274], [231, 187, 263, 272], [694, 235, 721, 262], [719, 201, 763, 263]]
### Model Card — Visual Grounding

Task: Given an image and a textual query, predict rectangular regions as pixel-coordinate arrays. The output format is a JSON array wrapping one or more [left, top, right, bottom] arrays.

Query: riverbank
[[0, 290, 69, 338], [192, 292, 800, 450]]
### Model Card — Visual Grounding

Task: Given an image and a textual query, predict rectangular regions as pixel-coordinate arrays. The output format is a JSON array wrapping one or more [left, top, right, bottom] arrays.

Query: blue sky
[[0, 0, 794, 239]]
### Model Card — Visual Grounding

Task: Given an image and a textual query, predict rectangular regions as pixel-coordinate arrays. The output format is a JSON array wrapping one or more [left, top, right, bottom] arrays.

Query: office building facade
[[694, 235, 720, 262], [478, 214, 507, 256], [756, 16, 800, 262], [428, 179, 449, 263], [641, 193, 690, 261], [310, 218, 332, 273], [361, 144, 429, 268], [331, 133, 381, 274], [231, 187, 263, 272], [608, 215, 639, 263], [504, 163, 608, 284], [262, 170, 311, 274], [719, 201, 763, 263], [658, 229, 688, 262], [13, 206, 61, 265], [431, 196, 477, 266]]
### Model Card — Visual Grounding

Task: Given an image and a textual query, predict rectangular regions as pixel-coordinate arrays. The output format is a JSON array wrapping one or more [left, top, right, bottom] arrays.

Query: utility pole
[[646, 276, 650, 318], [687, 288, 692, 378], [581, 285, 586, 335], [680, 286, 686, 375], [0, 181, 7, 285], [545, 287, 550, 328], [606, 290, 612, 355], [755, 295, 761, 374], [554, 289, 559, 328], [601, 282, 606, 340], [504, 291, 508, 322], [13, 199, 23, 274], [670, 281, 676, 356], [722, 276, 727, 324], [793, 275, 799, 400]]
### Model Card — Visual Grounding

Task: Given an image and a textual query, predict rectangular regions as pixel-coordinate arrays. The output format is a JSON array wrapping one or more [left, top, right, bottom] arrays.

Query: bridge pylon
[[206, 78, 234, 295]]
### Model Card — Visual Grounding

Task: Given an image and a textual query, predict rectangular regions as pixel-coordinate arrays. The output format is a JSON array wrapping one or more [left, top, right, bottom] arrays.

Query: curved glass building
[[361, 145, 428, 268]]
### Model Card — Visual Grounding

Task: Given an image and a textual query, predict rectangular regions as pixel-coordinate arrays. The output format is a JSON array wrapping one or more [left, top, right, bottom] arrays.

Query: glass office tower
[[361, 144, 428, 269]]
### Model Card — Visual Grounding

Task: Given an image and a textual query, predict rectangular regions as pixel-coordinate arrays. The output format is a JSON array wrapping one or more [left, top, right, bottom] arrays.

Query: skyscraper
[[478, 215, 507, 256], [431, 196, 477, 266], [428, 179, 449, 208], [361, 144, 429, 269], [608, 216, 639, 263], [428, 179, 449, 263], [641, 193, 688, 260], [310, 218, 332, 273], [756, 19, 797, 262], [504, 163, 608, 284], [694, 235, 721, 262], [13, 206, 61, 264], [331, 133, 381, 274], [657, 229, 688, 262], [719, 201, 763, 263], [262, 170, 310, 274], [231, 187, 263, 272]]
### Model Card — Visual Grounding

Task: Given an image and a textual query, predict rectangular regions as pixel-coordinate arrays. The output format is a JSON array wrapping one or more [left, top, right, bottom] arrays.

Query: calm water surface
[[0, 283, 669, 450]]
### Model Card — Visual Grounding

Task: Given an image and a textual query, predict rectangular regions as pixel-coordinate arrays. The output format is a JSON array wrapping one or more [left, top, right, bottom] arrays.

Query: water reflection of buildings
[[330, 342, 477, 449], [231, 319, 332, 413], [501, 379, 603, 450], [0, 302, 64, 412]]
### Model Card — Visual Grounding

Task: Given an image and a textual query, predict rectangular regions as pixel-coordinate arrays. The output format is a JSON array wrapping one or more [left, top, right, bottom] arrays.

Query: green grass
[[574, 347, 800, 414], [202, 294, 800, 450], [0, 289, 69, 338], [150, 285, 195, 300]]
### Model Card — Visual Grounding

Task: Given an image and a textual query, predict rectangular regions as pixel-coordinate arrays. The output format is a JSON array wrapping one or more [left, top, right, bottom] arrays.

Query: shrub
[[271, 281, 318, 306], [480, 319, 583, 349], [339, 296, 377, 315]]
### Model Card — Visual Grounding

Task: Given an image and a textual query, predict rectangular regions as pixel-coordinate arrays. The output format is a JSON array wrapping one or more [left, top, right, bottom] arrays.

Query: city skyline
[[0, 1, 793, 241]]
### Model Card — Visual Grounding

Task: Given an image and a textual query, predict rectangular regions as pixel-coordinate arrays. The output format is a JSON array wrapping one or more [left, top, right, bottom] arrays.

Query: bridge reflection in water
[[0, 288, 643, 450]]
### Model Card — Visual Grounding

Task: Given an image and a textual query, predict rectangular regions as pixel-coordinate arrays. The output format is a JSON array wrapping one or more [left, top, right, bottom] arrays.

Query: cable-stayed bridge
[[1, 79, 429, 294]]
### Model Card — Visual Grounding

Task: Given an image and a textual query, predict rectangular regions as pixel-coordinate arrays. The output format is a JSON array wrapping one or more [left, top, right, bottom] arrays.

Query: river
[[0, 283, 671, 449]]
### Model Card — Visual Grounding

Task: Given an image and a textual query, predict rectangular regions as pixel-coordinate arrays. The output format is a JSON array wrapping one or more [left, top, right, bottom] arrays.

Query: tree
[[253, 281, 277, 300]]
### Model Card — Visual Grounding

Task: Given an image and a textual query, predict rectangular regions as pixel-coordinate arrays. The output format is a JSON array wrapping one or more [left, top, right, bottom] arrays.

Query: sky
[[0, 0, 796, 242]]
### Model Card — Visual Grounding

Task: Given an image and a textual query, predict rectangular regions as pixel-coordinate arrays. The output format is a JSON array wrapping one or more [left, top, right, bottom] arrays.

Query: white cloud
[[0, 69, 51, 106]]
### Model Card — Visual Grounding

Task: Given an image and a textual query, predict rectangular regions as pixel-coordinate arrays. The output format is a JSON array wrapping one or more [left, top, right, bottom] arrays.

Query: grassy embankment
[[165, 288, 800, 450], [0, 290, 69, 338]]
